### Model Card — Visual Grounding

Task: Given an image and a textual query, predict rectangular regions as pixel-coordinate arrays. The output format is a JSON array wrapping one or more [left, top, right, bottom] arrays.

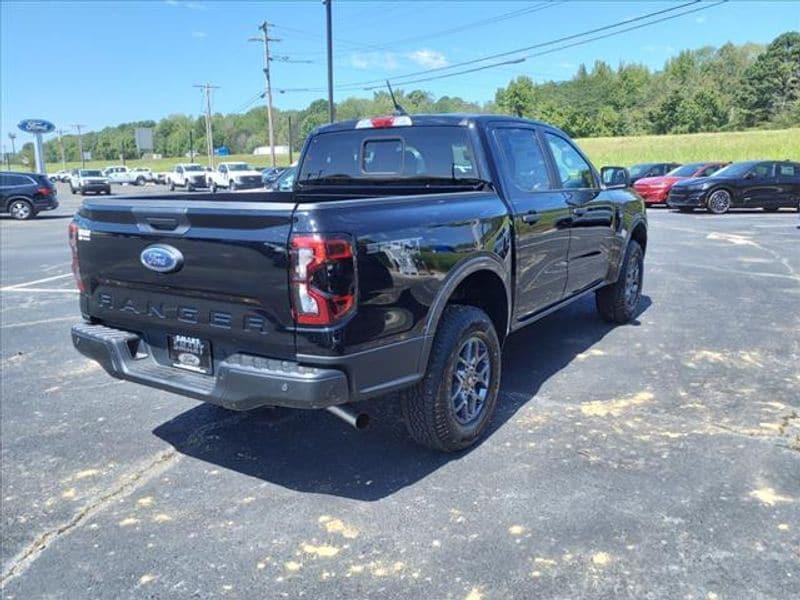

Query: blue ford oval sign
[[18, 119, 55, 134], [140, 244, 184, 273]]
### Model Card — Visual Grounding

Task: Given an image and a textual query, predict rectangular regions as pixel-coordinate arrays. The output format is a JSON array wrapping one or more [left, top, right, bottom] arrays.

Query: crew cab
[[207, 162, 264, 192], [69, 114, 647, 451], [104, 166, 148, 186], [69, 169, 111, 195], [167, 163, 209, 192]]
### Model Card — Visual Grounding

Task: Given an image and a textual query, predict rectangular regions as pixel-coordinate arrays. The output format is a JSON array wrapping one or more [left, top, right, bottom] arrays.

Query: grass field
[[576, 127, 799, 166], [3, 128, 798, 174]]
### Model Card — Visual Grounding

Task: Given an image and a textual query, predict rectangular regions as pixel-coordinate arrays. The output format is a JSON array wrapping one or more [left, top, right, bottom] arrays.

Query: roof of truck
[[312, 113, 556, 135]]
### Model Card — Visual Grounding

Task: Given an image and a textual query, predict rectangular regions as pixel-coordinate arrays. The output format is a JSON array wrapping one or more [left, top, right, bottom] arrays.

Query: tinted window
[[493, 128, 551, 192], [752, 163, 774, 177], [545, 133, 595, 189], [1, 174, 32, 186], [778, 163, 797, 177], [699, 164, 723, 177], [299, 126, 478, 185]]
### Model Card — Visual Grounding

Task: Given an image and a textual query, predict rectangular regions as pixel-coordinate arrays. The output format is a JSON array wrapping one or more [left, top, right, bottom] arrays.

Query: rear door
[[75, 198, 298, 361], [742, 162, 780, 206], [489, 124, 571, 321], [776, 162, 800, 206], [543, 132, 615, 296]]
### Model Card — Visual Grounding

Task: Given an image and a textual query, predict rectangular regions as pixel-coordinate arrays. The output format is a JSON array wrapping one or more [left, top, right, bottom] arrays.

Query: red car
[[634, 162, 729, 205]]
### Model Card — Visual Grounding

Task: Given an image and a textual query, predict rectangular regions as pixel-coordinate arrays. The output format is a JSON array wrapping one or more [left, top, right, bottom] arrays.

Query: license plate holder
[[168, 334, 212, 374]]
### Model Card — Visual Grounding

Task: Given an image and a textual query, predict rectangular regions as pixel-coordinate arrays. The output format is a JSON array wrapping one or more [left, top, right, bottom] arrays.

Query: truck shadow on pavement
[[154, 293, 651, 501]]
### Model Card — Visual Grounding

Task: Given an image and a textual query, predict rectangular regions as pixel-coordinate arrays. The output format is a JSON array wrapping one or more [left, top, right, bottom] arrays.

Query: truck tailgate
[[75, 197, 297, 361]]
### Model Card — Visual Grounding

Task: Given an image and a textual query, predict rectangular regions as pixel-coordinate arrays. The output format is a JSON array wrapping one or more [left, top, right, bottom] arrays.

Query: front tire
[[168, 180, 175, 192], [229, 180, 237, 192], [9, 199, 34, 220], [400, 305, 501, 452], [210, 181, 218, 193], [596, 240, 644, 324], [135, 176, 145, 186], [707, 189, 731, 214]]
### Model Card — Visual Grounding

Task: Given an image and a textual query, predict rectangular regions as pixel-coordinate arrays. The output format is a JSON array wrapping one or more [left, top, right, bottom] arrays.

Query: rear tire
[[168, 180, 175, 192], [400, 305, 501, 452], [596, 240, 644, 324], [135, 176, 145, 186], [210, 181, 218, 193], [9, 199, 34, 220]]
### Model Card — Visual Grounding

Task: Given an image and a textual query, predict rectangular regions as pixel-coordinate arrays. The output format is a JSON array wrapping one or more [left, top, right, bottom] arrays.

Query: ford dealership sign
[[18, 119, 56, 134]]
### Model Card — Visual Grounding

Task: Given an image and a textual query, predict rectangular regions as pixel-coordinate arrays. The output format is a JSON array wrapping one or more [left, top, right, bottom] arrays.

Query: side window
[[545, 133, 595, 189], [777, 163, 797, 178], [752, 163, 774, 178], [493, 128, 551, 192], [220, 165, 227, 174], [700, 165, 720, 177], [5, 175, 29, 186], [176, 166, 183, 174], [362, 139, 403, 174]]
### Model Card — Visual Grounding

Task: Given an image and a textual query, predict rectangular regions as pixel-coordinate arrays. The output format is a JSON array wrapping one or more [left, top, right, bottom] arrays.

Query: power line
[[362, 0, 728, 91], [193, 83, 220, 169], [277, 0, 717, 94]]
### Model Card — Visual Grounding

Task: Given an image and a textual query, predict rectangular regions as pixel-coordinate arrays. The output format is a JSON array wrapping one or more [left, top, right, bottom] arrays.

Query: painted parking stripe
[[1, 273, 72, 291]]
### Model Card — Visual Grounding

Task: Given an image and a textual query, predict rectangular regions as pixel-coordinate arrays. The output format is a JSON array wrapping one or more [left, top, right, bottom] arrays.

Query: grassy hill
[[576, 127, 799, 167], [3, 128, 798, 175]]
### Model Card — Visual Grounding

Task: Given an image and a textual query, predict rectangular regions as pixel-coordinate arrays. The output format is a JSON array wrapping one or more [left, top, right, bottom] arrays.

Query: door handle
[[522, 210, 540, 224]]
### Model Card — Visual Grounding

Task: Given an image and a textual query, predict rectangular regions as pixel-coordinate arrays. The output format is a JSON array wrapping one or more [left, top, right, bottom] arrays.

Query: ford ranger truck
[[70, 114, 647, 452]]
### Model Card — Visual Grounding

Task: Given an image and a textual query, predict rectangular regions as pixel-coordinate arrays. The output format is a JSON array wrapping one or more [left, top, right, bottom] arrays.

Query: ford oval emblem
[[18, 118, 56, 134], [140, 244, 184, 273]]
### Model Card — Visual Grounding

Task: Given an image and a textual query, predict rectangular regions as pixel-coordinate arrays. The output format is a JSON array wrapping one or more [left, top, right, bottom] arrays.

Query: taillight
[[355, 115, 412, 129], [37, 186, 52, 195], [68, 222, 85, 292], [290, 234, 356, 326]]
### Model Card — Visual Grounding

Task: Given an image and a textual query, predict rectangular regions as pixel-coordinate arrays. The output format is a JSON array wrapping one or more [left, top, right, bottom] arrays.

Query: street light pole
[[70, 124, 86, 167], [8, 132, 17, 160]]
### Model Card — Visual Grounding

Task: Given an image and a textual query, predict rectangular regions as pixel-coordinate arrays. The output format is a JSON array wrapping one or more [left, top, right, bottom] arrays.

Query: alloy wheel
[[707, 190, 731, 214], [451, 336, 491, 425], [10, 201, 31, 220]]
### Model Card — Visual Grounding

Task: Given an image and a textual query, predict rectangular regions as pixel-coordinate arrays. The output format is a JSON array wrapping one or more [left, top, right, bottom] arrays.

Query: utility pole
[[249, 22, 279, 168], [2, 143, 8, 169], [324, 0, 335, 123], [8, 132, 17, 160], [70, 124, 86, 167], [189, 129, 195, 163], [57, 129, 66, 169], [193, 83, 220, 169], [287, 114, 293, 164]]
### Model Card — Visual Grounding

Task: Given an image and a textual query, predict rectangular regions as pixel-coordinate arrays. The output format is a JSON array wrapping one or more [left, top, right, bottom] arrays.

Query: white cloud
[[191, 31, 207, 39], [349, 52, 399, 71], [407, 49, 448, 69]]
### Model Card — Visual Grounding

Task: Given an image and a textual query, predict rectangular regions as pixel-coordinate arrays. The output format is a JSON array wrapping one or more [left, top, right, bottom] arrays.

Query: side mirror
[[601, 166, 630, 189]]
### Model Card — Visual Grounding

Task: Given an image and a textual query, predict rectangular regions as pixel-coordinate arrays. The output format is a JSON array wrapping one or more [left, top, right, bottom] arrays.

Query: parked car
[[130, 167, 155, 183], [265, 166, 295, 191], [153, 171, 169, 184], [70, 169, 111, 195], [167, 163, 209, 191], [629, 162, 682, 184], [634, 162, 729, 206], [55, 169, 72, 182], [0, 171, 58, 220], [207, 162, 264, 192], [261, 166, 286, 185], [103, 166, 147, 186], [667, 160, 800, 214], [69, 113, 646, 452]]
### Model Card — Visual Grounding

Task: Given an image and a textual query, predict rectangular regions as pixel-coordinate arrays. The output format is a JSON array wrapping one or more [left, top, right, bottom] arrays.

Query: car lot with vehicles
[[1, 178, 798, 597], [166, 163, 210, 191], [633, 162, 728, 206]]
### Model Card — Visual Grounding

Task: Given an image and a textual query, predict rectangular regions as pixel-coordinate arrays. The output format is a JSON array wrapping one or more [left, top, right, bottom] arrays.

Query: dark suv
[[0, 171, 59, 220]]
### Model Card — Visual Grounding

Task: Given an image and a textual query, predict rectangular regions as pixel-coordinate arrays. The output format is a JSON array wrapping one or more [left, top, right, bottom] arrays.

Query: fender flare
[[5, 195, 35, 210], [418, 254, 511, 370]]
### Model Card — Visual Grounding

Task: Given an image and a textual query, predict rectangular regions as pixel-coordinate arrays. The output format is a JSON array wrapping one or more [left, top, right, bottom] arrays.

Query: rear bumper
[[71, 322, 350, 411], [34, 197, 59, 210]]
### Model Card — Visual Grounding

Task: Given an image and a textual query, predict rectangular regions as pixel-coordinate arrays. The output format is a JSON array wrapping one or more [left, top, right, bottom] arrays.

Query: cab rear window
[[299, 126, 478, 184]]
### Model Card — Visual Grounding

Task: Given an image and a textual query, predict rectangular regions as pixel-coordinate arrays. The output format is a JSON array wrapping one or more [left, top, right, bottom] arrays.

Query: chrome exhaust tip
[[326, 405, 369, 430]]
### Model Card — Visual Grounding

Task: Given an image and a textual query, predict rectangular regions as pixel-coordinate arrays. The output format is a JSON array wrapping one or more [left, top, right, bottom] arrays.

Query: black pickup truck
[[70, 114, 646, 451]]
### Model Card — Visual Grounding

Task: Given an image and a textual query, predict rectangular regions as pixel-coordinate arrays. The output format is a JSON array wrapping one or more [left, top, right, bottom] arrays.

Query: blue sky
[[1, 0, 798, 148]]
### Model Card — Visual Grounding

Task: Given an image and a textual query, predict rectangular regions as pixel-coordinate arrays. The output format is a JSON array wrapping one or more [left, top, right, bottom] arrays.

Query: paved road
[[2, 185, 798, 599]]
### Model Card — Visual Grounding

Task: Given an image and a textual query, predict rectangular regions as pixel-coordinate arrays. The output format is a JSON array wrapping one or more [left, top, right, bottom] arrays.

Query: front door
[[742, 162, 780, 207], [543, 132, 615, 296], [490, 125, 571, 322]]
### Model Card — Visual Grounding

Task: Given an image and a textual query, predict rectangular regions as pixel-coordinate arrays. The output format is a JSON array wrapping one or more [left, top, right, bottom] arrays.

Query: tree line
[[19, 31, 799, 165]]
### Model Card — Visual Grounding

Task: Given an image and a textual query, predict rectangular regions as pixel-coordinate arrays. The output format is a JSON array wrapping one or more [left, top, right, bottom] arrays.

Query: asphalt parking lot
[[1, 183, 798, 599]]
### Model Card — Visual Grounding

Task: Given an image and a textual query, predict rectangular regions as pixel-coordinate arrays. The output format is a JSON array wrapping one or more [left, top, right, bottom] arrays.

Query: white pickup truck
[[167, 163, 209, 192], [206, 162, 264, 192], [103, 166, 147, 186]]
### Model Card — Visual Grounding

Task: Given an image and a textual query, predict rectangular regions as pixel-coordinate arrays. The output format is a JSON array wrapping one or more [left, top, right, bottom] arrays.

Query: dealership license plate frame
[[167, 334, 213, 375]]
